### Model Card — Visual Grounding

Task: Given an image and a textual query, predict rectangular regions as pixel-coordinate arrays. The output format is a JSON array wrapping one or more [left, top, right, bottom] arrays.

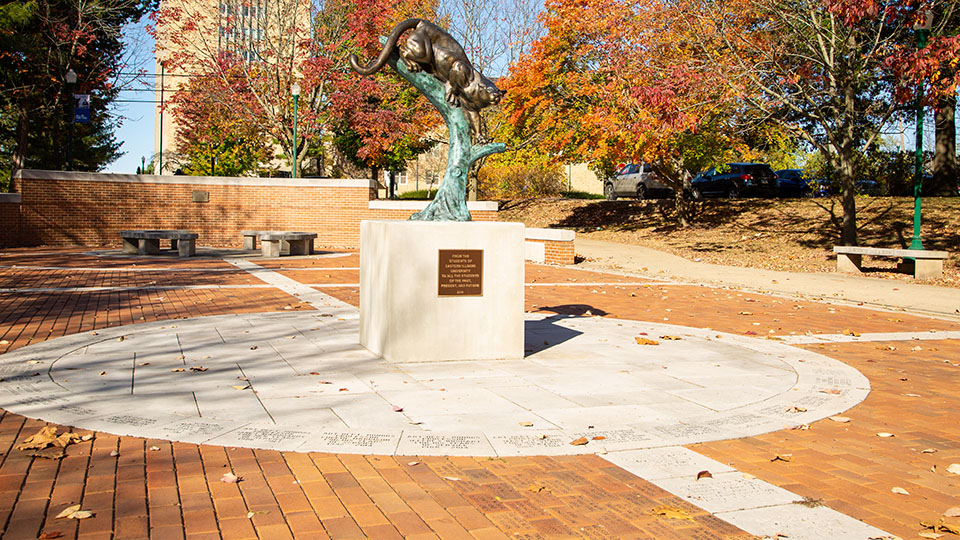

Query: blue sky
[[103, 16, 155, 174]]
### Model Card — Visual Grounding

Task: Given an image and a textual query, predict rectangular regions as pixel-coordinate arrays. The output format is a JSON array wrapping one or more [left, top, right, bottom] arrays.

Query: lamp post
[[65, 69, 77, 171], [291, 82, 300, 179], [910, 10, 932, 250]]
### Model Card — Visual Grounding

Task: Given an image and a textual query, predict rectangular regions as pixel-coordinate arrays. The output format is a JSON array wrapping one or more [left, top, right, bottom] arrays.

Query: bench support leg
[[836, 253, 862, 273], [139, 238, 160, 255], [122, 237, 138, 254], [901, 258, 943, 280], [261, 240, 281, 258], [289, 239, 313, 256], [243, 236, 257, 250], [178, 239, 196, 258]]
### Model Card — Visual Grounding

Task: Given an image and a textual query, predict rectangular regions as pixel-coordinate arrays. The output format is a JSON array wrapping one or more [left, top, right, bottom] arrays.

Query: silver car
[[606, 163, 672, 200]]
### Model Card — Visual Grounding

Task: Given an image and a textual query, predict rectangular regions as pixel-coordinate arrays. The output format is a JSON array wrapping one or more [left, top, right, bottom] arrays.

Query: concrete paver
[[0, 243, 957, 539]]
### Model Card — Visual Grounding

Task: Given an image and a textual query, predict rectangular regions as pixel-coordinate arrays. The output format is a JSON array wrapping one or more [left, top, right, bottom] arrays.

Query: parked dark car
[[689, 163, 779, 199], [775, 169, 812, 198]]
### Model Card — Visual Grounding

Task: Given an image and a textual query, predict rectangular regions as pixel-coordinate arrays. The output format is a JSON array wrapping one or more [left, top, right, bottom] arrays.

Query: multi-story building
[[153, 0, 308, 175]]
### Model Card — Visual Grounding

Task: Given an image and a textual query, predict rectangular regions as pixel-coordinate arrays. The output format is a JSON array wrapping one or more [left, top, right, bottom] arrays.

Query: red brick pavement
[[1, 248, 958, 539]]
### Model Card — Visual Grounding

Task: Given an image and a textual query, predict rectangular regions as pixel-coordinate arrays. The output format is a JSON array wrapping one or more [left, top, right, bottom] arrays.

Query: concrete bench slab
[[833, 245, 948, 279], [121, 230, 198, 258], [257, 232, 317, 257]]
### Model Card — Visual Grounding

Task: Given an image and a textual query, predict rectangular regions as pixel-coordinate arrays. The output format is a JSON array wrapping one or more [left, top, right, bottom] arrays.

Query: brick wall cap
[[526, 228, 575, 242], [14, 170, 375, 189], [0, 193, 21, 203], [368, 200, 499, 211]]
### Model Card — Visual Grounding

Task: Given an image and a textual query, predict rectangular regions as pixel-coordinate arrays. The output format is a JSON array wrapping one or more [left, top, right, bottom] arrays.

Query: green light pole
[[65, 69, 77, 171], [291, 82, 300, 179], [910, 11, 932, 250]]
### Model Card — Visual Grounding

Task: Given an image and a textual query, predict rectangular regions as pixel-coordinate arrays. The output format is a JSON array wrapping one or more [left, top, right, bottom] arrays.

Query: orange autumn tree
[[500, 0, 746, 225]]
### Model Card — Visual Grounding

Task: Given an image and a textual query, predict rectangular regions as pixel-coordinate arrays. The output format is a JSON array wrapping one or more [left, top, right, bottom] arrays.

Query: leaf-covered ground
[[499, 196, 960, 287]]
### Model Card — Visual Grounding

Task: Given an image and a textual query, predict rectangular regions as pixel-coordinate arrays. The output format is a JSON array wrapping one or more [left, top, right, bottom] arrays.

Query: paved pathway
[[0, 246, 957, 539]]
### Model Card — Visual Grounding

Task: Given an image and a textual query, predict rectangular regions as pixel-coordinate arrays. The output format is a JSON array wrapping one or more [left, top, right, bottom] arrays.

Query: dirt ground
[[499, 196, 960, 287]]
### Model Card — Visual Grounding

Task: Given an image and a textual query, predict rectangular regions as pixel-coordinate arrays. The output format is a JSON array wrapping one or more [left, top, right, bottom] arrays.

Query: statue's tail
[[349, 18, 423, 76]]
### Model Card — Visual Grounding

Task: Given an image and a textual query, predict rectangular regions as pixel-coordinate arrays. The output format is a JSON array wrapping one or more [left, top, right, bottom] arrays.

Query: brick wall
[[11, 171, 498, 249], [525, 228, 576, 265], [0, 194, 22, 248]]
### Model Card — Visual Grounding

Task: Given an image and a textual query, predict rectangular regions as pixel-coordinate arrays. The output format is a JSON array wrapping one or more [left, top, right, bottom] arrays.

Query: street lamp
[[291, 82, 300, 179], [910, 10, 932, 250], [65, 69, 77, 171]]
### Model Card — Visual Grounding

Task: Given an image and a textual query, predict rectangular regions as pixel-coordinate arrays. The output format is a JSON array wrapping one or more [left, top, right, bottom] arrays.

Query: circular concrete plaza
[[0, 306, 869, 457]]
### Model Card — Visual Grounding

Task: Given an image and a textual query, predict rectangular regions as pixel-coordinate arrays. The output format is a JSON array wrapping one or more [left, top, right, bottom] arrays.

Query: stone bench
[[121, 230, 197, 258], [833, 245, 948, 279], [256, 232, 317, 258]]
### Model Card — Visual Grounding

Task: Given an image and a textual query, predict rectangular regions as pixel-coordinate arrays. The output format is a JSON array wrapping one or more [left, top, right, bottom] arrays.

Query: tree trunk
[[838, 149, 858, 246], [932, 94, 957, 196], [9, 105, 29, 190]]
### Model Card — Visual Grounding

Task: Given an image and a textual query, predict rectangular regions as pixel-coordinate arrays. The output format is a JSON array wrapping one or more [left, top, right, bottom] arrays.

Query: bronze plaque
[[438, 249, 483, 296]]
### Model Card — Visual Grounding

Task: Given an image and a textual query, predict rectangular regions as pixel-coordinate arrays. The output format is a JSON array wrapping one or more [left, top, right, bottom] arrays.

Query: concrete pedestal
[[360, 220, 524, 362]]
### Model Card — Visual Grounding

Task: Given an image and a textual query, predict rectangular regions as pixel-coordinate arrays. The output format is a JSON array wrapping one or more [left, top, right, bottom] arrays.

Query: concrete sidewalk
[[576, 237, 960, 318]]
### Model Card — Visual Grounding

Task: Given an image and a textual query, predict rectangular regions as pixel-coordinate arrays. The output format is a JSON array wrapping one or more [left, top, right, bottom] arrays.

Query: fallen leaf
[[821, 389, 842, 395], [99, 371, 106, 376], [18, 426, 60, 451], [876, 345, 897, 351], [659, 335, 682, 340], [149, 446, 160, 451], [110, 450, 119, 457], [250, 346, 258, 350], [170, 368, 184, 372], [176, 354, 185, 360], [407, 461, 420, 466], [771, 454, 793, 462], [309, 372, 320, 375], [877, 432, 895, 438], [651, 506, 694, 521], [220, 472, 241, 483], [117, 336, 125, 342], [569, 437, 589, 446], [392, 405, 403, 412], [338, 388, 348, 392], [232, 385, 250, 390], [891, 486, 910, 495], [829, 416, 851, 423], [946, 464, 960, 475], [189, 366, 207, 372], [55, 504, 94, 520], [519, 421, 533, 427], [635, 337, 660, 346], [786, 406, 807, 413], [39, 532, 63, 539], [696, 470, 713, 481], [793, 424, 811, 430], [55, 505, 81, 519], [591, 436, 606, 441], [922, 448, 938, 454], [842, 329, 861, 337], [537, 434, 547, 440], [912, 346, 923, 351], [739, 311, 753, 315], [528, 484, 546, 493], [319, 380, 332, 384], [442, 476, 461, 481]]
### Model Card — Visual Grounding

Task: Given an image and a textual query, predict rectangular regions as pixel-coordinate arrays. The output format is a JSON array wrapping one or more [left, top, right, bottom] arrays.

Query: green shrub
[[562, 190, 605, 199], [399, 189, 437, 200]]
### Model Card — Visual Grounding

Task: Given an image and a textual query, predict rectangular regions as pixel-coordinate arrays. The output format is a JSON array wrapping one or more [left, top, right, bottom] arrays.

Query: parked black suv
[[689, 163, 779, 199]]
